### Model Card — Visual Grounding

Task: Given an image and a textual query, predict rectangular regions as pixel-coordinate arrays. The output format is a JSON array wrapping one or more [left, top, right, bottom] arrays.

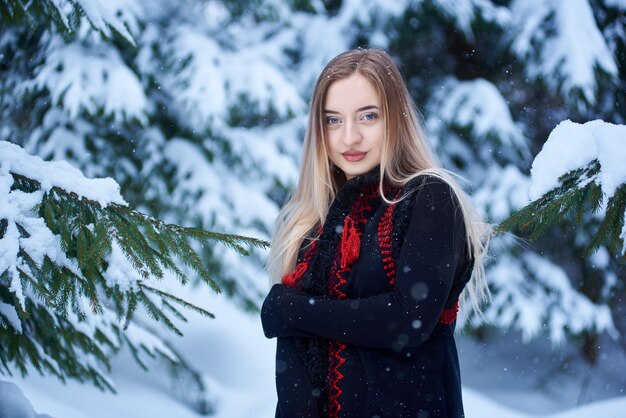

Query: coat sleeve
[[261, 178, 469, 350]]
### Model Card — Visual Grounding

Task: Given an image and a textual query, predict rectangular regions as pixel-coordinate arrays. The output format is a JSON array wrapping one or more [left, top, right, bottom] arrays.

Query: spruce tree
[[1, 1, 274, 410], [0, 140, 267, 412]]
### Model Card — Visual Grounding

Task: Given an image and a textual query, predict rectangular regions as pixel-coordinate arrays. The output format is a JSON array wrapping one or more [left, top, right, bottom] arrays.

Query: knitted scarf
[[281, 169, 416, 416]]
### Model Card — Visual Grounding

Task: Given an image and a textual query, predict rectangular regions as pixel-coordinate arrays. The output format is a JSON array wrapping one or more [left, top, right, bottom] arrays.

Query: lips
[[342, 151, 367, 162]]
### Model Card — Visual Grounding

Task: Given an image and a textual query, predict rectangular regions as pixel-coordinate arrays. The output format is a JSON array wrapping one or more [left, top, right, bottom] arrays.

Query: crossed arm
[[261, 178, 468, 350]]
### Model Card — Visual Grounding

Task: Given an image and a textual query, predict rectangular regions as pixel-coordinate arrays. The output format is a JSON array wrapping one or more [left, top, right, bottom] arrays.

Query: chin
[[341, 164, 376, 180]]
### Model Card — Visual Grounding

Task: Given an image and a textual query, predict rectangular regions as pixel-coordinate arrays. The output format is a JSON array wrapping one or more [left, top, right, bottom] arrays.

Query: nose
[[343, 119, 362, 146]]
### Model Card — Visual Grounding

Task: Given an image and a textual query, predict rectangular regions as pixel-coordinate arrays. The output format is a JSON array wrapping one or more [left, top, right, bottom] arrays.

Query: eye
[[326, 116, 341, 125], [361, 112, 379, 121]]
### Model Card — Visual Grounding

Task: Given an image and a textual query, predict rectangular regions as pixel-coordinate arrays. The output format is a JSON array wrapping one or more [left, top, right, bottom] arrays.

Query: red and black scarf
[[282, 170, 411, 416]]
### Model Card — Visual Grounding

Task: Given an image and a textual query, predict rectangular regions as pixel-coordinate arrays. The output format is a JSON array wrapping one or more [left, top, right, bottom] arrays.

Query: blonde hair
[[266, 48, 492, 314]]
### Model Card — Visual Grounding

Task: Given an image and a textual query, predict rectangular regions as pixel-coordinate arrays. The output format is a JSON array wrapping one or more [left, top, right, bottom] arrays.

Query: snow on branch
[[431, 0, 511, 39], [157, 25, 304, 132], [2, 0, 142, 45], [511, 0, 618, 106], [473, 165, 531, 222], [66, 0, 142, 45], [0, 140, 268, 391], [1, 140, 125, 206], [483, 252, 617, 344], [499, 120, 626, 259], [530, 120, 626, 201], [26, 35, 148, 124], [433, 78, 529, 153]]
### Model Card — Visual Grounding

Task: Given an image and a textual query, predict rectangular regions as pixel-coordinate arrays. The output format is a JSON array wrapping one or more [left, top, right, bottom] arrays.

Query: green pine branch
[[0, 171, 269, 392], [0, 0, 136, 45], [497, 159, 626, 262]]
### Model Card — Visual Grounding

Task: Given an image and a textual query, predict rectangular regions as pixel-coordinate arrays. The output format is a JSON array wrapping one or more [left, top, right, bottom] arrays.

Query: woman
[[261, 48, 491, 418]]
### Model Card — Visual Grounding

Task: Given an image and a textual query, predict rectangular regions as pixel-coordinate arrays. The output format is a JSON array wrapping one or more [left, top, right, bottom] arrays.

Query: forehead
[[324, 74, 379, 111]]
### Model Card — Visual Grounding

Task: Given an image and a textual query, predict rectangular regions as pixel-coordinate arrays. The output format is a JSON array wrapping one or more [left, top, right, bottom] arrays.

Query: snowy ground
[[2, 286, 625, 418], [459, 329, 626, 416]]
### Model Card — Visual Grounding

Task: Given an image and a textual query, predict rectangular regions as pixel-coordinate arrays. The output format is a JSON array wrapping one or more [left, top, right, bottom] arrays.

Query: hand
[[261, 284, 302, 339]]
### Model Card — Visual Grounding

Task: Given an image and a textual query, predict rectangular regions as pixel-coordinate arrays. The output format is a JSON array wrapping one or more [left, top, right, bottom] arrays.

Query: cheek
[[373, 127, 384, 150], [324, 136, 339, 166], [372, 133, 384, 162], [326, 131, 342, 153]]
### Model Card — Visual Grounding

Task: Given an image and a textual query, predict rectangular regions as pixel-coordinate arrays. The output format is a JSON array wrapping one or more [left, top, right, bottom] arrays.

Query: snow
[[222, 121, 302, 186], [69, 0, 142, 45], [0, 170, 87, 309], [3, 283, 278, 418], [594, 122, 626, 198], [0, 301, 22, 333], [473, 165, 531, 221], [511, 0, 618, 104], [0, 141, 197, 395], [287, 0, 411, 89], [164, 26, 226, 129], [0, 141, 126, 207], [158, 25, 303, 132], [224, 50, 305, 117], [484, 252, 616, 344], [529, 119, 626, 200], [162, 138, 279, 232], [549, 397, 626, 418], [47, 0, 142, 45], [435, 78, 527, 150], [39, 121, 91, 168], [202, 1, 230, 30], [431, 0, 511, 39], [27, 36, 148, 124], [123, 321, 179, 364], [341, 0, 407, 22], [159, 135, 277, 300], [104, 241, 144, 293], [1, 147, 99, 309], [0, 171, 21, 302], [459, 330, 626, 417], [0, 380, 52, 418], [589, 246, 611, 269], [524, 253, 616, 343]]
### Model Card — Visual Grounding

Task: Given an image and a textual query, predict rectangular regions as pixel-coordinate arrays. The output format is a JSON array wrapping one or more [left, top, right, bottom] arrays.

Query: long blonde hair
[[266, 48, 492, 313]]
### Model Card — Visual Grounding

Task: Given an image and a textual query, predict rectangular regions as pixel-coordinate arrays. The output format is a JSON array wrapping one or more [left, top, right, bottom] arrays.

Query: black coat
[[261, 170, 473, 418]]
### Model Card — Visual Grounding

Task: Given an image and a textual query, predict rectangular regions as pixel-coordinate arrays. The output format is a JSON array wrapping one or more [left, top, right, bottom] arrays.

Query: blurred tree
[[383, 0, 625, 366]]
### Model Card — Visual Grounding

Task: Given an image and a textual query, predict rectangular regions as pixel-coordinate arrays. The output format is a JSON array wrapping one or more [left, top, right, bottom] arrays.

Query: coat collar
[[333, 165, 381, 212]]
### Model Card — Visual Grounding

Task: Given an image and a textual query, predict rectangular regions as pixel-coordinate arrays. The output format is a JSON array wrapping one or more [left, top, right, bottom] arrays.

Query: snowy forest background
[[0, 0, 625, 417]]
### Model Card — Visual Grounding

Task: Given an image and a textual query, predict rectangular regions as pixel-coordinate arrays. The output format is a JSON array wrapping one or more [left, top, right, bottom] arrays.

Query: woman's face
[[324, 73, 383, 180]]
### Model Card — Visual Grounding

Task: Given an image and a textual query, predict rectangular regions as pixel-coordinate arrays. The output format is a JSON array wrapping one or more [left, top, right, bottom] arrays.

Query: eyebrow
[[323, 105, 380, 114]]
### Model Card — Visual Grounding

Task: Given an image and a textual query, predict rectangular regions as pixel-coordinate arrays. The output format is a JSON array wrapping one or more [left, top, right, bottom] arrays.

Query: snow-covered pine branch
[[0, 141, 267, 398], [1, 0, 141, 45], [499, 120, 626, 260], [476, 250, 617, 345], [511, 0, 619, 110]]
